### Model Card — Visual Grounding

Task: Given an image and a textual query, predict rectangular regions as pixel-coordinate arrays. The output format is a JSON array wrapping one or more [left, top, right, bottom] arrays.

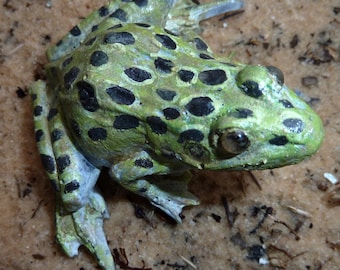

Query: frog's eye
[[266, 66, 284, 86], [219, 129, 250, 155]]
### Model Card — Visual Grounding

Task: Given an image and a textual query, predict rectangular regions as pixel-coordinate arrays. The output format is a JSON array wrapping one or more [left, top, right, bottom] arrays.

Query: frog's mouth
[[205, 142, 317, 170]]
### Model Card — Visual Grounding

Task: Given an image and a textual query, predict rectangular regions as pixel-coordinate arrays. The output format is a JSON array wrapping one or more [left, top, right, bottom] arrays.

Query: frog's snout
[[302, 111, 324, 155], [281, 107, 324, 157]]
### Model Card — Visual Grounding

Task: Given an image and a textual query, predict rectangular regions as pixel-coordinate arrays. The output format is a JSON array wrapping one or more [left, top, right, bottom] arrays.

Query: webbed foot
[[56, 189, 115, 270], [130, 172, 200, 223], [147, 178, 200, 223]]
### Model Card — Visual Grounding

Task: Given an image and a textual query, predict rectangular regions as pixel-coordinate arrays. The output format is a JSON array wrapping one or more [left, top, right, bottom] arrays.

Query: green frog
[[29, 0, 324, 269]]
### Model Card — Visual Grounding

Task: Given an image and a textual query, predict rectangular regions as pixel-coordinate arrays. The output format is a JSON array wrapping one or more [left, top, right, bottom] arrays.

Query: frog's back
[[48, 23, 242, 164]]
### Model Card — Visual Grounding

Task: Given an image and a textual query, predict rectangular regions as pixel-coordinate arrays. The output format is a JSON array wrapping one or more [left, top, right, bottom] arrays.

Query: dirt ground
[[0, 1, 339, 269]]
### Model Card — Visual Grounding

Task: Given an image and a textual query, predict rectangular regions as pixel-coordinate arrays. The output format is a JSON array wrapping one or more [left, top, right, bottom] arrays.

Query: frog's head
[[205, 65, 324, 170]]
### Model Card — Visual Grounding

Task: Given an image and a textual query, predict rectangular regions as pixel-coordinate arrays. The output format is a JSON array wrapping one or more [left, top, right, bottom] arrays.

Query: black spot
[[62, 56, 73, 68], [240, 80, 263, 98], [185, 97, 215, 116], [40, 154, 55, 173], [51, 180, 60, 192], [88, 127, 108, 141], [164, 28, 179, 36], [156, 89, 177, 101], [283, 118, 304, 133], [64, 180, 80, 193], [230, 108, 254, 118], [193, 37, 208, 51], [199, 53, 214, 59], [104, 31, 135, 45], [90, 50, 108, 66], [146, 116, 167, 134], [134, 158, 153, 168], [163, 107, 180, 120], [84, 37, 97, 46], [154, 57, 174, 73], [178, 129, 204, 143], [33, 105, 43, 116], [70, 25, 81, 36], [138, 187, 147, 193], [122, 0, 148, 7], [178, 69, 194, 82], [199, 69, 227, 85], [106, 85, 135, 105], [76, 81, 99, 112], [155, 34, 177, 50], [71, 120, 81, 137], [91, 25, 99, 32], [35, 129, 44, 142], [107, 24, 123, 30], [279, 99, 294, 108], [109, 8, 127, 21], [64, 66, 80, 90], [113, 114, 139, 129], [47, 108, 58, 121], [124, 67, 151, 82], [31, 93, 37, 101], [134, 0, 148, 7], [51, 129, 63, 142], [220, 62, 236, 67], [98, 6, 109, 17], [56, 155, 71, 173], [135, 23, 150, 27], [269, 135, 288, 146]]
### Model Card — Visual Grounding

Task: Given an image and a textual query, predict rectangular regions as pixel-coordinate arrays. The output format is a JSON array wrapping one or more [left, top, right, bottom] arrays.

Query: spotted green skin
[[29, 1, 324, 269]]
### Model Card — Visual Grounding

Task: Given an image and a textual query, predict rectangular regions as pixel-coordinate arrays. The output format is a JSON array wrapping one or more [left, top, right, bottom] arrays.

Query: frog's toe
[[144, 178, 200, 223], [150, 190, 200, 223], [56, 189, 115, 270]]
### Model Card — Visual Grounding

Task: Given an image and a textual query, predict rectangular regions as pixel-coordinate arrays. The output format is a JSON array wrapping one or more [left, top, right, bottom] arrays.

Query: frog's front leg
[[110, 151, 200, 223]]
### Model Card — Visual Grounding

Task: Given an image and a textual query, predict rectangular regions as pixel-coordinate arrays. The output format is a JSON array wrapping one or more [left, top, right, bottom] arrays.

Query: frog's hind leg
[[47, 1, 175, 61], [30, 81, 114, 270], [46, 1, 123, 61], [166, 0, 244, 37]]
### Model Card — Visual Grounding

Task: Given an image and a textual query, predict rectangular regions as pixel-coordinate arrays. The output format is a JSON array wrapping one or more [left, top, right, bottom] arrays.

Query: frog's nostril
[[279, 99, 294, 108], [269, 135, 289, 146], [282, 118, 304, 134]]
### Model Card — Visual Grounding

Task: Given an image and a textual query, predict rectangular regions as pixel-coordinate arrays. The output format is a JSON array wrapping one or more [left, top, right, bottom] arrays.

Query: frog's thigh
[[109, 151, 199, 222], [30, 80, 101, 211], [30, 80, 60, 191], [48, 105, 101, 212], [47, 105, 113, 268]]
